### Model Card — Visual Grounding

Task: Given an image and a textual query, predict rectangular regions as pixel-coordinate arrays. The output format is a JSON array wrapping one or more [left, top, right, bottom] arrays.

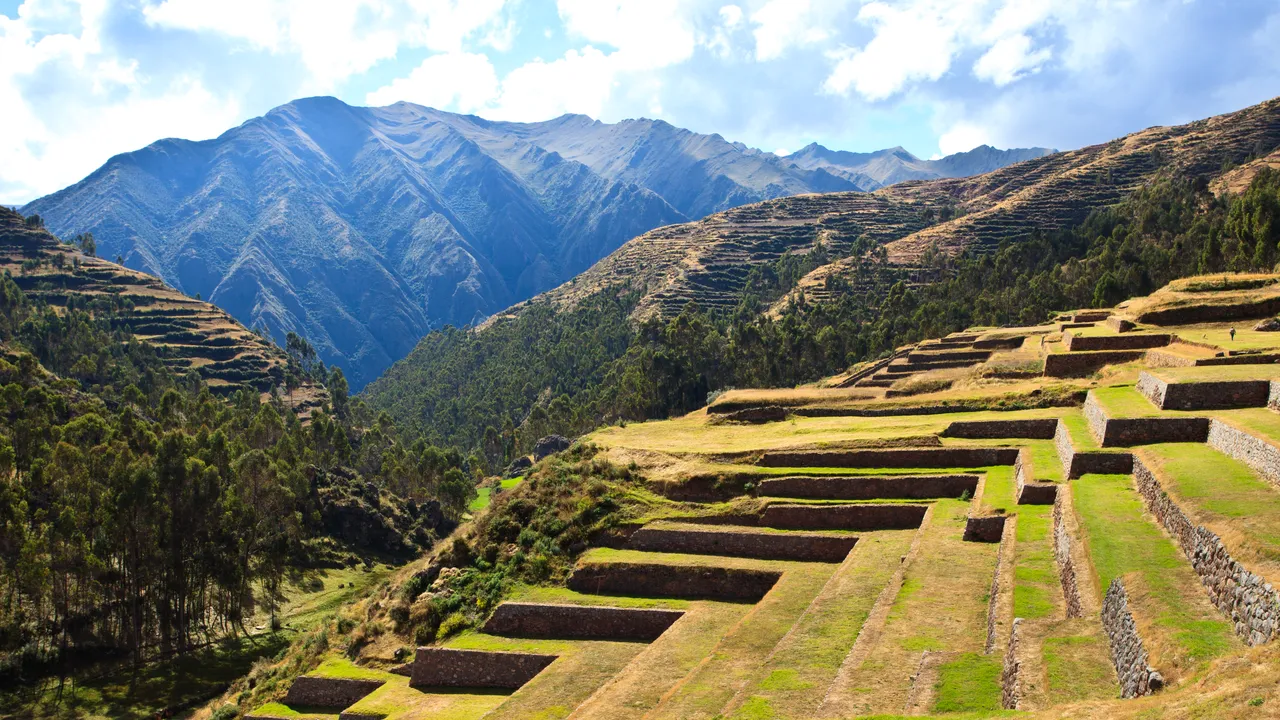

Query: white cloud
[[556, 0, 696, 70], [751, 0, 828, 62], [938, 121, 992, 155], [973, 34, 1050, 86], [142, 0, 510, 89], [0, 0, 241, 203], [488, 46, 617, 120], [365, 52, 499, 111]]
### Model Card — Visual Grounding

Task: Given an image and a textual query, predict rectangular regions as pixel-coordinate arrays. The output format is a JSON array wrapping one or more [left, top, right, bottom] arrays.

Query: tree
[[75, 232, 96, 257]]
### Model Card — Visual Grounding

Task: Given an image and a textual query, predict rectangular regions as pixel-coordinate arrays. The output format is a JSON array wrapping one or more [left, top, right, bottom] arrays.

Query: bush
[[211, 705, 240, 720]]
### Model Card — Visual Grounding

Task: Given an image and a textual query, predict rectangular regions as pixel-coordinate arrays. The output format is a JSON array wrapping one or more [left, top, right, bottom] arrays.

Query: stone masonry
[[1207, 418, 1280, 487], [1102, 580, 1164, 698], [1084, 391, 1210, 447], [626, 525, 858, 562], [1136, 371, 1270, 411], [1132, 458, 1280, 645], [1052, 496, 1083, 618], [1054, 419, 1134, 478], [941, 418, 1059, 439], [567, 562, 781, 601], [409, 647, 557, 689], [760, 503, 929, 531], [759, 447, 1019, 468], [1014, 449, 1057, 505], [482, 602, 684, 641], [758, 474, 979, 500], [1000, 617, 1023, 710], [283, 676, 384, 708]]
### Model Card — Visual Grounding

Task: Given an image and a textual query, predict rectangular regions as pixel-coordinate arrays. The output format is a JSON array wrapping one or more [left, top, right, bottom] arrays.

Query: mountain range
[[23, 96, 1051, 388]]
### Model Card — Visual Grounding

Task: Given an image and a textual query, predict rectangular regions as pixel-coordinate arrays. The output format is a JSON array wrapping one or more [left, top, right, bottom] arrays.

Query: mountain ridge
[[24, 96, 1050, 389]]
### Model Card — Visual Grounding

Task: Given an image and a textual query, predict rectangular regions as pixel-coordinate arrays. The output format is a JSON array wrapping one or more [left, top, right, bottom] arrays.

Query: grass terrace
[[1138, 444, 1280, 578], [1072, 473, 1238, 680]]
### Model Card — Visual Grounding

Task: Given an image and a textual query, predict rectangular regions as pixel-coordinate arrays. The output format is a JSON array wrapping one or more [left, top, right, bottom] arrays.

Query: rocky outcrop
[[533, 435, 572, 460], [1102, 580, 1164, 698], [1132, 458, 1280, 645]]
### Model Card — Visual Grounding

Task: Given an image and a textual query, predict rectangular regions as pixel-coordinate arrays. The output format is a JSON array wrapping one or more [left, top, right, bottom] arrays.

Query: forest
[[364, 168, 1280, 460], [0, 267, 476, 685]]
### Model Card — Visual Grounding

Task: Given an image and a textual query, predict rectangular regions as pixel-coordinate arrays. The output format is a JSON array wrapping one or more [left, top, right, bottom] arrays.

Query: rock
[[534, 435, 572, 460], [1255, 317, 1280, 331], [505, 456, 533, 478]]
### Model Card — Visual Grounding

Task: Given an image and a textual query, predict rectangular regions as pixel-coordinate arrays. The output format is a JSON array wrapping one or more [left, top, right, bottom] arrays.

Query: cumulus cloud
[[751, 0, 828, 62], [365, 52, 500, 112]]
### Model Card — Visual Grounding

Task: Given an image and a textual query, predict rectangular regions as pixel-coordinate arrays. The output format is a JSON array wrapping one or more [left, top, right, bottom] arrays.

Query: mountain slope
[[523, 96, 1280, 321], [24, 98, 1045, 389]]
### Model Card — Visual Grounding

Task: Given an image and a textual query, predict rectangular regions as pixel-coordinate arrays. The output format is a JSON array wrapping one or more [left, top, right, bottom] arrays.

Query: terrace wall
[[1132, 458, 1280, 645], [1136, 296, 1280, 325], [1136, 372, 1270, 410], [941, 419, 1059, 439], [1102, 580, 1164, 698], [283, 677, 384, 708], [1064, 333, 1171, 352], [1054, 418, 1134, 478], [1014, 449, 1058, 505], [758, 474, 979, 500], [1000, 618, 1024, 710], [625, 526, 857, 562], [1084, 392, 1210, 446], [963, 515, 1007, 542], [1207, 418, 1280, 487], [481, 603, 684, 641], [1043, 350, 1147, 377], [758, 447, 1018, 468], [567, 562, 781, 601], [1051, 496, 1083, 618], [760, 503, 929, 530], [409, 648, 557, 689]]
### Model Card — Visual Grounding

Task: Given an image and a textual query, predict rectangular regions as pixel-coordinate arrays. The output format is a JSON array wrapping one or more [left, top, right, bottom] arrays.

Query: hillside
[[22, 98, 1045, 388], [0, 206, 324, 407], [228, 277, 1280, 720], [363, 97, 1280, 456], [786, 142, 1055, 188], [525, 96, 1280, 320]]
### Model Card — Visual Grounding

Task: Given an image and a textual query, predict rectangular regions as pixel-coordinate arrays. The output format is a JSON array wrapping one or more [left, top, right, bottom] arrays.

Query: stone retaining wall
[[1207, 418, 1280, 487], [1136, 372, 1270, 410], [626, 526, 857, 562], [1132, 458, 1280, 645], [1102, 580, 1164, 698], [1043, 350, 1147, 377], [907, 350, 991, 363], [759, 447, 1019, 468], [1144, 348, 1197, 368], [1052, 496, 1083, 618], [887, 359, 984, 373], [758, 474, 979, 500], [283, 676, 384, 708], [973, 336, 1028, 350], [410, 647, 557, 689], [1106, 317, 1136, 333], [941, 419, 1059, 439], [1054, 419, 1134, 478], [567, 562, 781, 601], [1136, 296, 1280, 325], [760, 503, 929, 530], [1064, 333, 1171, 352], [964, 515, 1007, 542], [482, 602, 684, 641], [1084, 392, 1210, 446], [1000, 617, 1023, 710], [1014, 449, 1058, 505]]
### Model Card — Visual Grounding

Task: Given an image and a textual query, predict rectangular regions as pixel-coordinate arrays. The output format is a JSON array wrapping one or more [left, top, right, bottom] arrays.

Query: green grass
[[469, 476, 526, 512], [247, 701, 338, 718], [309, 657, 392, 681], [1059, 413, 1099, 451], [1027, 440, 1065, 483], [932, 653, 1002, 713], [1149, 365, 1280, 382], [1210, 409, 1280, 447], [506, 584, 691, 609], [1141, 444, 1280, 566], [1072, 473, 1236, 667], [1042, 633, 1120, 704], [980, 466, 1015, 513], [1012, 506, 1057, 620], [725, 531, 917, 719], [342, 674, 508, 720], [1092, 385, 1163, 418]]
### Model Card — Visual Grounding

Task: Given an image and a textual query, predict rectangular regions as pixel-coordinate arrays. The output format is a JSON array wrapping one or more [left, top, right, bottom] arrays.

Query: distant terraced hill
[[0, 206, 323, 412], [522, 96, 1280, 321]]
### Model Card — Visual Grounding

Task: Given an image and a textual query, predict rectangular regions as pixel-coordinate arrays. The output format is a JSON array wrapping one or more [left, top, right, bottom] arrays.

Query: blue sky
[[1, 0, 1278, 205]]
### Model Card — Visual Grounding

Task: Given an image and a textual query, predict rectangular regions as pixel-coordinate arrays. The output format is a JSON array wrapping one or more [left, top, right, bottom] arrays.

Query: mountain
[[786, 143, 1056, 188], [363, 95, 1280, 451], [23, 97, 1045, 389]]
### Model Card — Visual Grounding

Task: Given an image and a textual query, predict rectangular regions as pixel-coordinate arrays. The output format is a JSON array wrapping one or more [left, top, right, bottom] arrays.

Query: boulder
[[1255, 317, 1280, 332], [505, 456, 533, 478], [533, 435, 571, 460]]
